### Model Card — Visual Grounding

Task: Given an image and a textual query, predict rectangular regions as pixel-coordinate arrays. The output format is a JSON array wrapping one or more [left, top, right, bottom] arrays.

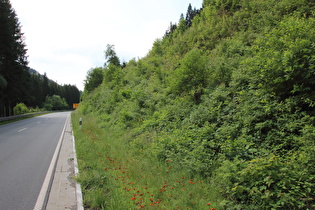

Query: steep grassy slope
[[76, 0, 315, 209]]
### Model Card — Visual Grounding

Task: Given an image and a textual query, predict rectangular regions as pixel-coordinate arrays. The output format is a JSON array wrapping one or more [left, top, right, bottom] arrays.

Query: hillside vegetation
[[74, 0, 315, 209]]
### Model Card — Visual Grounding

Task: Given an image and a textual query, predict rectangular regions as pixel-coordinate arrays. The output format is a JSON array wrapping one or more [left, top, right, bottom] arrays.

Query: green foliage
[[76, 0, 315, 209], [206, 0, 242, 11], [156, 124, 221, 177], [0, 74, 7, 88], [104, 44, 122, 67], [177, 16, 188, 35], [216, 153, 315, 209], [13, 103, 28, 115], [27, 71, 80, 109], [72, 112, 223, 209], [169, 49, 207, 101], [243, 16, 315, 102], [0, 0, 29, 116], [103, 64, 124, 88], [84, 67, 104, 93], [43, 95, 68, 110]]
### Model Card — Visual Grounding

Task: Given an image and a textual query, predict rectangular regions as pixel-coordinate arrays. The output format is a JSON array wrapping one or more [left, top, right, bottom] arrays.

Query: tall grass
[[72, 111, 222, 209]]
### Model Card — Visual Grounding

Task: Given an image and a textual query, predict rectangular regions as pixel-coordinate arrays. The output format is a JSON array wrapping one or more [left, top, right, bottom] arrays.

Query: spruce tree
[[185, 3, 200, 28], [0, 0, 29, 116], [185, 3, 193, 27]]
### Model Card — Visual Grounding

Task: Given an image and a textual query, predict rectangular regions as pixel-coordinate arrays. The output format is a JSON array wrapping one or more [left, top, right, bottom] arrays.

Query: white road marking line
[[33, 114, 69, 210], [18, 128, 27, 132]]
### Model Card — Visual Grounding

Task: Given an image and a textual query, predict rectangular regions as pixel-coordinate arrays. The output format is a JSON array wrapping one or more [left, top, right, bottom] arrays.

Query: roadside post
[[79, 118, 82, 129]]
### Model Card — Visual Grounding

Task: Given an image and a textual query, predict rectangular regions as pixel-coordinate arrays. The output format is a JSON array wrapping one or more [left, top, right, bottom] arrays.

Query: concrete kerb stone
[[71, 128, 84, 210]]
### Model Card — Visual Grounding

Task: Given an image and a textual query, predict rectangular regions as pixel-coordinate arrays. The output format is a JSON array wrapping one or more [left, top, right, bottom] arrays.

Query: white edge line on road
[[72, 128, 84, 210], [33, 114, 69, 210], [18, 127, 27, 132]]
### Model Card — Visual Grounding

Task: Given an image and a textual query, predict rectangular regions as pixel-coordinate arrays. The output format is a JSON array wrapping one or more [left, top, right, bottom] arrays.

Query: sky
[[10, 0, 203, 91]]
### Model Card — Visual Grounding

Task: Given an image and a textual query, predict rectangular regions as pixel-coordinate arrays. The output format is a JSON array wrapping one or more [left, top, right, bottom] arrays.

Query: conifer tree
[[185, 3, 193, 27], [42, 73, 49, 100], [0, 0, 29, 116], [185, 3, 200, 28]]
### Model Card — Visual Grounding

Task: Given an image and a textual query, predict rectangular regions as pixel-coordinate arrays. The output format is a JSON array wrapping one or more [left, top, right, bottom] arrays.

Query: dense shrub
[[13, 103, 28, 115]]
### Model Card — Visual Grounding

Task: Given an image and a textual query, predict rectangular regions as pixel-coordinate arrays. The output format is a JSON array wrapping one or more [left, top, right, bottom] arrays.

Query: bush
[[43, 95, 69, 110], [169, 49, 207, 102], [13, 103, 29, 115], [216, 153, 315, 209]]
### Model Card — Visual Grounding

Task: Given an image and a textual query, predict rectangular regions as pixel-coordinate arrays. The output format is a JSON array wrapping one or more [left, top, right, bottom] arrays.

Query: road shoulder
[[46, 115, 83, 210]]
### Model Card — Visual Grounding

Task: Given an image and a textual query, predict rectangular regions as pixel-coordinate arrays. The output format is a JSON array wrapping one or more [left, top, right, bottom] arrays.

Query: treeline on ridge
[[28, 69, 81, 111], [80, 0, 315, 209]]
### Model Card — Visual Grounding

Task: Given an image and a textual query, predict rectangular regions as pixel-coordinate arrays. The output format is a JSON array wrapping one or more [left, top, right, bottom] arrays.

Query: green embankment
[[73, 0, 315, 209]]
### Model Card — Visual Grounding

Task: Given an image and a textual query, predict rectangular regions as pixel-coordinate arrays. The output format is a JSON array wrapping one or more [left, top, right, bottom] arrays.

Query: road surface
[[0, 112, 70, 210]]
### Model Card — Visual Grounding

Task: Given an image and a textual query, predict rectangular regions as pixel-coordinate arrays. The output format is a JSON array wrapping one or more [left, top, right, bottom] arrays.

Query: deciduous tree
[[104, 44, 121, 67], [84, 67, 104, 92]]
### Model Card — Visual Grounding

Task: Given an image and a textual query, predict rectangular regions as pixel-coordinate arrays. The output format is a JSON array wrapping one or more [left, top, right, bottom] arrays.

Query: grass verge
[[72, 111, 222, 210]]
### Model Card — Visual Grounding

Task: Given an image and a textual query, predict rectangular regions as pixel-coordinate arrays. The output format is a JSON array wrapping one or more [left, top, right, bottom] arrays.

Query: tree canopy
[[83, 67, 104, 93], [104, 44, 121, 67]]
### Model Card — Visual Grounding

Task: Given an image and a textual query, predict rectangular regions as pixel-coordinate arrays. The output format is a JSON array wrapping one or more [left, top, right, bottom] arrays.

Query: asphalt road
[[0, 112, 70, 210]]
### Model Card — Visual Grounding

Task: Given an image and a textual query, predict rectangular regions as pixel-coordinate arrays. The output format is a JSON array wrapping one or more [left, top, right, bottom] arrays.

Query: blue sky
[[10, 0, 203, 90]]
